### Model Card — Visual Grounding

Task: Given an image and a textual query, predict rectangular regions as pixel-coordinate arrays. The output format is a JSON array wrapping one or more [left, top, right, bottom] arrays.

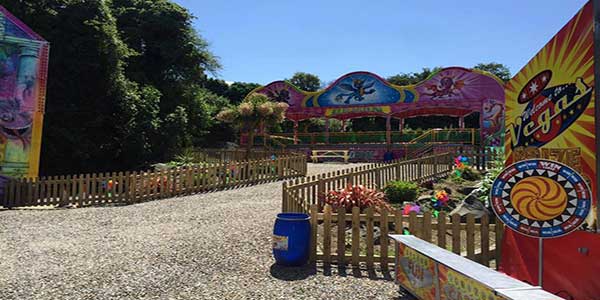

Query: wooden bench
[[389, 235, 563, 300], [310, 150, 349, 163]]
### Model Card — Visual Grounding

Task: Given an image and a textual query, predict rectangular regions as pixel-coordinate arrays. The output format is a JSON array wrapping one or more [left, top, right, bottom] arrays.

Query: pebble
[[0, 163, 411, 300]]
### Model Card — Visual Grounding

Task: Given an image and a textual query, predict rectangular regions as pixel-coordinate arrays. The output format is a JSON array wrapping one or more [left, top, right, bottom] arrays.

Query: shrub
[[384, 181, 419, 203], [458, 166, 481, 181], [325, 185, 392, 213]]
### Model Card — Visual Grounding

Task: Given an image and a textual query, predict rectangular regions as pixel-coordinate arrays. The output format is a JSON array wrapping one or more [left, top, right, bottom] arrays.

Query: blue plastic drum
[[272, 213, 311, 266]]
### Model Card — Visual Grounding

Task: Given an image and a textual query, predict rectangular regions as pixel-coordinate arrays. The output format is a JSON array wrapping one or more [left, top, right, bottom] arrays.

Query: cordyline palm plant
[[325, 184, 393, 213], [216, 93, 289, 157]]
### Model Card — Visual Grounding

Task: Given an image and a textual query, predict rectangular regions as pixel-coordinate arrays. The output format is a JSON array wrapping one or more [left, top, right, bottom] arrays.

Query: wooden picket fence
[[282, 152, 455, 214], [191, 148, 288, 162], [282, 151, 503, 267], [434, 146, 503, 171], [311, 205, 504, 269], [2, 153, 307, 208]]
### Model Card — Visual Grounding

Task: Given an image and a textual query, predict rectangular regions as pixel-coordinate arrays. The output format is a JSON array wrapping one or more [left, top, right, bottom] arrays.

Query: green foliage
[[478, 166, 503, 202], [384, 181, 419, 204], [227, 82, 261, 104], [216, 94, 288, 153], [3, 0, 228, 174], [456, 166, 481, 181], [473, 62, 511, 82], [326, 185, 392, 213], [287, 72, 321, 91], [386, 67, 443, 85]]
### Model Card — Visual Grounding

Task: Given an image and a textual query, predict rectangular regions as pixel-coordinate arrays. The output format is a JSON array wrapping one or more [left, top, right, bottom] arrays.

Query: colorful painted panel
[[309, 72, 407, 107], [438, 264, 503, 300], [249, 67, 504, 147], [416, 68, 503, 103], [396, 243, 437, 300], [0, 6, 48, 179], [504, 1, 595, 227], [491, 159, 592, 238]]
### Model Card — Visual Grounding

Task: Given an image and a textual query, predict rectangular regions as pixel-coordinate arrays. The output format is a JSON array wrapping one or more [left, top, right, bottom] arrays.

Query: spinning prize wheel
[[490, 159, 592, 239]]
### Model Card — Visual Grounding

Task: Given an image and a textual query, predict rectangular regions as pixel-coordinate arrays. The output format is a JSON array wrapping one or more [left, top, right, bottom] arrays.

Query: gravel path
[[0, 163, 411, 300]]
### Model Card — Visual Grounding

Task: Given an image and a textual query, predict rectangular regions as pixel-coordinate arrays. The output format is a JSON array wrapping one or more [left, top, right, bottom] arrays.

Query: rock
[[450, 194, 488, 219], [417, 195, 433, 203], [224, 142, 239, 149], [152, 163, 169, 171], [458, 186, 478, 195]]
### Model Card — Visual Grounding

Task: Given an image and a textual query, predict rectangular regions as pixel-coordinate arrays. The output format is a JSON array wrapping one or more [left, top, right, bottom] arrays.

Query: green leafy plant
[[216, 93, 289, 157], [457, 166, 481, 181], [325, 185, 392, 213], [384, 181, 419, 203], [478, 166, 503, 203]]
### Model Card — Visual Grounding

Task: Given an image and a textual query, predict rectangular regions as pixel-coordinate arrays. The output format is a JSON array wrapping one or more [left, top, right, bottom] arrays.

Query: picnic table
[[310, 150, 349, 163]]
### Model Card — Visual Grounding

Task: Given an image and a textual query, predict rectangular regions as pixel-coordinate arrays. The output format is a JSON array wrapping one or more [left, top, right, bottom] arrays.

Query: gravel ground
[[0, 163, 412, 300]]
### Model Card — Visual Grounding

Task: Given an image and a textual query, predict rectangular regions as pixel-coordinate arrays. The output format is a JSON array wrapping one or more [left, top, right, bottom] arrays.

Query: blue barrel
[[273, 213, 311, 266]]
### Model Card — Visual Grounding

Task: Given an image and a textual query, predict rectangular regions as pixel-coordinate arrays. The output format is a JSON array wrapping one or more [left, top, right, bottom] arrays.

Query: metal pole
[[593, 0, 600, 233], [538, 238, 543, 287]]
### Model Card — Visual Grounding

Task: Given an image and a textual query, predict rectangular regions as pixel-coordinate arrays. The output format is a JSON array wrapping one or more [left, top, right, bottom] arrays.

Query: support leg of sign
[[593, 0, 600, 234], [538, 238, 543, 287]]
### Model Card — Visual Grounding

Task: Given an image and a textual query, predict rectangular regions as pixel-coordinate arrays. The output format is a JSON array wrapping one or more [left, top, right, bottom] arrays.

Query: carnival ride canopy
[[250, 67, 505, 145], [252, 67, 504, 122]]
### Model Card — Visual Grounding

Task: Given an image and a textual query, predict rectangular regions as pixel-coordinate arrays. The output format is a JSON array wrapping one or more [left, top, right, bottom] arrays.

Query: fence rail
[[282, 150, 501, 267], [191, 148, 289, 162], [283, 152, 454, 214], [311, 205, 504, 269], [2, 154, 307, 208]]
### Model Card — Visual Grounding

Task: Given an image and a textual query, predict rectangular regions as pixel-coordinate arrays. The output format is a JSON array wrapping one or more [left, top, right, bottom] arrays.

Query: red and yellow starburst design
[[505, 1, 596, 225]]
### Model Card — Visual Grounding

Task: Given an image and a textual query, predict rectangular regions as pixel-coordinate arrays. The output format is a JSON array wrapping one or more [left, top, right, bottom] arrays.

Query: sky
[[173, 0, 589, 85]]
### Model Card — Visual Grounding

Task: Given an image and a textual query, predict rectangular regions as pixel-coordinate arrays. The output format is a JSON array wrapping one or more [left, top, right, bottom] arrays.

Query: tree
[[288, 72, 321, 92], [204, 78, 230, 97], [111, 0, 222, 159], [3, 0, 224, 174], [473, 62, 511, 82], [216, 94, 288, 156], [3, 0, 154, 174], [386, 67, 442, 85], [226, 82, 261, 104]]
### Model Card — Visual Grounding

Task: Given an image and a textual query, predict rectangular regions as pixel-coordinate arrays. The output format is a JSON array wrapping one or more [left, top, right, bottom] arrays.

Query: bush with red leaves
[[324, 184, 393, 213]]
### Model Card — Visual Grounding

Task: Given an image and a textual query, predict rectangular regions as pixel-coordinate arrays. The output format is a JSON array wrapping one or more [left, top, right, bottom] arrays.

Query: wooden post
[[417, 159, 423, 181], [277, 157, 284, 179], [309, 204, 318, 263], [351, 206, 360, 266], [433, 154, 438, 179], [495, 218, 504, 269], [481, 214, 490, 266], [466, 214, 475, 261], [381, 209, 389, 269], [409, 212, 418, 237], [452, 214, 461, 254], [366, 207, 374, 268], [282, 182, 288, 212], [437, 212, 447, 249], [337, 207, 346, 265], [323, 204, 332, 263], [317, 176, 325, 209], [422, 211, 432, 242]]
